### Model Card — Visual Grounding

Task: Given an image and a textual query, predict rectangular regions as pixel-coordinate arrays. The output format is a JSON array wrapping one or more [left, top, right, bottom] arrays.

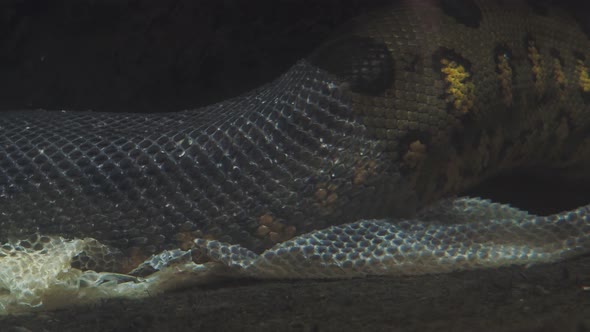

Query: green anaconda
[[1, 0, 590, 311]]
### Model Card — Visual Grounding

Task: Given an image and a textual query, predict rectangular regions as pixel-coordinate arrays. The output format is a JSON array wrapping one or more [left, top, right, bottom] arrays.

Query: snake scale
[[1, 0, 590, 309]]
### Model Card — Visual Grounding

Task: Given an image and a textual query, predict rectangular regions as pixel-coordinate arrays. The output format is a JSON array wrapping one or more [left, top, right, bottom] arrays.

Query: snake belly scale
[[1, 0, 590, 294]]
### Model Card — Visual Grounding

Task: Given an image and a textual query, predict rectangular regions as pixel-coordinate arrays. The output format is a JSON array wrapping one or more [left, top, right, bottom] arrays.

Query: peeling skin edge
[[1, 198, 589, 315], [0, 260, 223, 315]]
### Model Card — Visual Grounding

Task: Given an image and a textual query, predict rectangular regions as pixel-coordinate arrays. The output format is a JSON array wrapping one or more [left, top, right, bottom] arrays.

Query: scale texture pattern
[[1, 0, 590, 312]]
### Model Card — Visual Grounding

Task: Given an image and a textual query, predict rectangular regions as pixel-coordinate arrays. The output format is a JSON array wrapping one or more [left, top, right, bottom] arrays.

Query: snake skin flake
[[193, 198, 590, 278]]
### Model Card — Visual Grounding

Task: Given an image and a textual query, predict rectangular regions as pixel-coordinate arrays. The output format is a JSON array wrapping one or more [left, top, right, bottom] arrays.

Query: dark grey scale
[[277, 107, 328, 158], [273, 119, 322, 174], [439, 0, 482, 28]]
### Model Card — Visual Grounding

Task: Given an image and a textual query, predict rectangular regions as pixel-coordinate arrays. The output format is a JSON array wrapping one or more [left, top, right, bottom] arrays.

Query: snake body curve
[[1, 0, 590, 288]]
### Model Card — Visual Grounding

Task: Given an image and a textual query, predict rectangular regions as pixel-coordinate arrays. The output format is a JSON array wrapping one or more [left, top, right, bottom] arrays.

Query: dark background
[[0, 0, 390, 112]]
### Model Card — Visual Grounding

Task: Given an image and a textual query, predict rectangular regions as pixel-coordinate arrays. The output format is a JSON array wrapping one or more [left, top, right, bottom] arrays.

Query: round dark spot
[[526, 0, 550, 16], [439, 0, 482, 28], [308, 36, 394, 96]]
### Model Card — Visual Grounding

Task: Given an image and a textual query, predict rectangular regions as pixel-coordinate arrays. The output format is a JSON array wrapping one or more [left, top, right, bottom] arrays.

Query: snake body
[[1, 0, 590, 283]]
